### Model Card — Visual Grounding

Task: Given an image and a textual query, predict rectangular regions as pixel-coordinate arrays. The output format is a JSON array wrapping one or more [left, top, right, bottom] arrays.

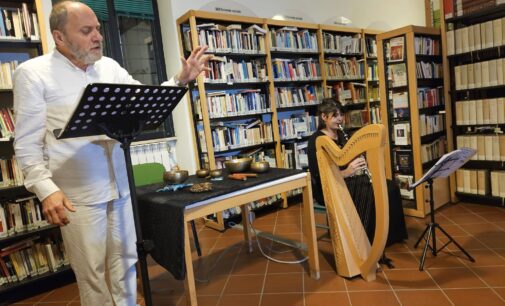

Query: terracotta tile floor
[[10, 202, 505, 306]]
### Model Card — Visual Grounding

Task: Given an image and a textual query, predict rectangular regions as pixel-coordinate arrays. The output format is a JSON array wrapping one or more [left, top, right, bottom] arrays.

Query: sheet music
[[409, 147, 476, 190]]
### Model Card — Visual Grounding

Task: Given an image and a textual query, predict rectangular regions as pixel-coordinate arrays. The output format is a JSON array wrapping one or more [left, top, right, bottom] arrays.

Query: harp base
[[414, 179, 475, 271]]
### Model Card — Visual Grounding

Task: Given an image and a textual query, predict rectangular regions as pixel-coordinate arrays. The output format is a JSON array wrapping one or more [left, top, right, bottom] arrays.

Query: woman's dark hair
[[317, 98, 345, 130]]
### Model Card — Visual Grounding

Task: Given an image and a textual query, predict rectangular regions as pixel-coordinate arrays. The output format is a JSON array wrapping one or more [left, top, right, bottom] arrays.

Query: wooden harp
[[316, 124, 389, 281]]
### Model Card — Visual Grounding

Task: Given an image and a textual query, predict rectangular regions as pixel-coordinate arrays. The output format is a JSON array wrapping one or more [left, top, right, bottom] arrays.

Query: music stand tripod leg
[[416, 179, 438, 271], [436, 224, 475, 262], [122, 139, 154, 306]]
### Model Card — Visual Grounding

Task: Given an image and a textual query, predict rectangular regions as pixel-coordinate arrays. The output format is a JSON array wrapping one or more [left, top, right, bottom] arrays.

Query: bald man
[[13, 1, 211, 305]]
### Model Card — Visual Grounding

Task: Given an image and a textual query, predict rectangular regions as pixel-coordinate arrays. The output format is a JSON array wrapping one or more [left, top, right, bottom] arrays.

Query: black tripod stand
[[414, 178, 475, 271]]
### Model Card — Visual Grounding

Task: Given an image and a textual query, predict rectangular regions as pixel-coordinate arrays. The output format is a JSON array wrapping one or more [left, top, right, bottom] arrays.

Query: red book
[[444, 0, 454, 19]]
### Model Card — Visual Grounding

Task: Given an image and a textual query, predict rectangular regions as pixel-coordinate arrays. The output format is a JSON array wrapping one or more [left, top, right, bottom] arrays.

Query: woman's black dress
[[307, 129, 408, 246]]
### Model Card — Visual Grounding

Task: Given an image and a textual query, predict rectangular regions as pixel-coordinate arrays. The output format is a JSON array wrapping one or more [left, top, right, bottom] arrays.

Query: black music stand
[[409, 148, 476, 271], [54, 83, 188, 306]]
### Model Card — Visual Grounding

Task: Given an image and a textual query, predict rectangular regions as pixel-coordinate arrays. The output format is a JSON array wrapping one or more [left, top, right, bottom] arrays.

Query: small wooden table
[[184, 171, 319, 305], [138, 169, 320, 306]]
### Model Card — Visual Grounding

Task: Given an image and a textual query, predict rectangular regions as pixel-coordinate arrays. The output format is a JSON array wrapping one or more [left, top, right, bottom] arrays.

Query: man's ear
[[52, 30, 65, 46]]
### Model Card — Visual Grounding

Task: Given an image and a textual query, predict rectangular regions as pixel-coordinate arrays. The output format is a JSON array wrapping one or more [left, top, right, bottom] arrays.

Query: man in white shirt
[[13, 1, 211, 305]]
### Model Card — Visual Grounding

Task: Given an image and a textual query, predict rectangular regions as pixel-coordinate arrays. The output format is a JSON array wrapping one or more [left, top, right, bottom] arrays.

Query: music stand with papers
[[54, 83, 188, 306], [409, 148, 476, 271]]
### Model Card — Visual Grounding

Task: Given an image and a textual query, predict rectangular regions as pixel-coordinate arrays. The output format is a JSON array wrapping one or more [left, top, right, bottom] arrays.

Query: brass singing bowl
[[163, 170, 189, 184], [250, 161, 270, 173], [224, 157, 252, 173], [210, 169, 222, 177], [196, 169, 210, 178]]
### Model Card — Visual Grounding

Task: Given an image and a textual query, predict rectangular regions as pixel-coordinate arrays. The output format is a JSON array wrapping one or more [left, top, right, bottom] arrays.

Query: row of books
[[369, 106, 381, 124], [196, 89, 269, 119], [416, 61, 443, 79], [345, 109, 369, 128], [417, 86, 444, 109], [130, 140, 175, 172], [0, 107, 14, 139], [211, 189, 302, 220], [322, 33, 362, 55], [183, 23, 267, 54], [0, 158, 24, 189], [456, 134, 505, 161], [455, 98, 505, 125], [0, 198, 47, 238], [455, 169, 505, 198], [367, 62, 379, 81], [419, 113, 445, 136], [0, 61, 20, 90], [368, 86, 379, 101], [329, 82, 366, 105], [446, 16, 505, 55], [421, 136, 447, 163], [211, 120, 273, 152], [275, 84, 323, 108], [0, 4, 40, 40], [281, 141, 308, 170], [454, 58, 505, 90], [414, 36, 440, 56], [324, 57, 365, 80], [272, 58, 321, 81], [205, 57, 267, 83], [0, 237, 68, 286], [269, 27, 318, 52], [278, 113, 318, 140], [365, 36, 378, 58], [443, 0, 498, 19]]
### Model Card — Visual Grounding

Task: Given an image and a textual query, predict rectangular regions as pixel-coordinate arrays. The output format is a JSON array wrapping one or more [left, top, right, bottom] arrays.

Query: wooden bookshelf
[[0, 0, 73, 295], [441, 0, 505, 205], [378, 25, 450, 217], [177, 10, 383, 229]]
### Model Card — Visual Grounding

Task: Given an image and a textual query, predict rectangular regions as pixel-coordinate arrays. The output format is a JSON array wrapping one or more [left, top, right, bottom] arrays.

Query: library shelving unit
[[441, 1, 505, 206], [0, 0, 73, 301], [378, 25, 450, 217], [318, 24, 367, 133], [266, 18, 321, 172], [177, 10, 385, 229], [363, 29, 382, 125], [177, 10, 283, 230]]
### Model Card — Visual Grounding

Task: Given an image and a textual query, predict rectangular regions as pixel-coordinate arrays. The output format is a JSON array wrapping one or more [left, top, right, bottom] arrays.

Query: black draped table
[[137, 168, 320, 306]]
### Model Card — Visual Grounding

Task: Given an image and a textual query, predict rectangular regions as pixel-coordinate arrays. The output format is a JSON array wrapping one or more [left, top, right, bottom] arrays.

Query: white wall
[[166, 0, 426, 30]]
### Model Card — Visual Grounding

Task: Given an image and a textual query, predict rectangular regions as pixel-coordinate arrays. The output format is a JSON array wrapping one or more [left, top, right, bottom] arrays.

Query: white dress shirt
[[13, 50, 174, 205]]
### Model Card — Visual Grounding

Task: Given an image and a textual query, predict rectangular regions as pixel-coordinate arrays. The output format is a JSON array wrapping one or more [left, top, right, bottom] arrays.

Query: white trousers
[[60, 195, 138, 306]]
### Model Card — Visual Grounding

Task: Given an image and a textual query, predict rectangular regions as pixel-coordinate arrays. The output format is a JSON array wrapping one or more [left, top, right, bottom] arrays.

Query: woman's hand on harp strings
[[343, 157, 368, 178]]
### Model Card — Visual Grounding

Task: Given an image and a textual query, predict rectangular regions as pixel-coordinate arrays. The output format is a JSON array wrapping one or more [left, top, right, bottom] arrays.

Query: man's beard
[[68, 41, 103, 65]]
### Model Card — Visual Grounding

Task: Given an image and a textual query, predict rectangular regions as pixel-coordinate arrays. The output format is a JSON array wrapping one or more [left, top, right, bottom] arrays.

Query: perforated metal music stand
[[409, 148, 476, 271], [54, 83, 188, 306]]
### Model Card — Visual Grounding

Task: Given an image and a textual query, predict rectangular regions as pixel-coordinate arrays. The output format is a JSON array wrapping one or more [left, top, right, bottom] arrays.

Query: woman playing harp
[[307, 99, 408, 274]]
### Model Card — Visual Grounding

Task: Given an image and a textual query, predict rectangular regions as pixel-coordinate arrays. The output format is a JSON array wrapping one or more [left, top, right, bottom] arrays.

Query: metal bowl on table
[[196, 168, 210, 178], [224, 157, 252, 173], [163, 169, 189, 184], [210, 169, 223, 178], [250, 161, 270, 173]]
